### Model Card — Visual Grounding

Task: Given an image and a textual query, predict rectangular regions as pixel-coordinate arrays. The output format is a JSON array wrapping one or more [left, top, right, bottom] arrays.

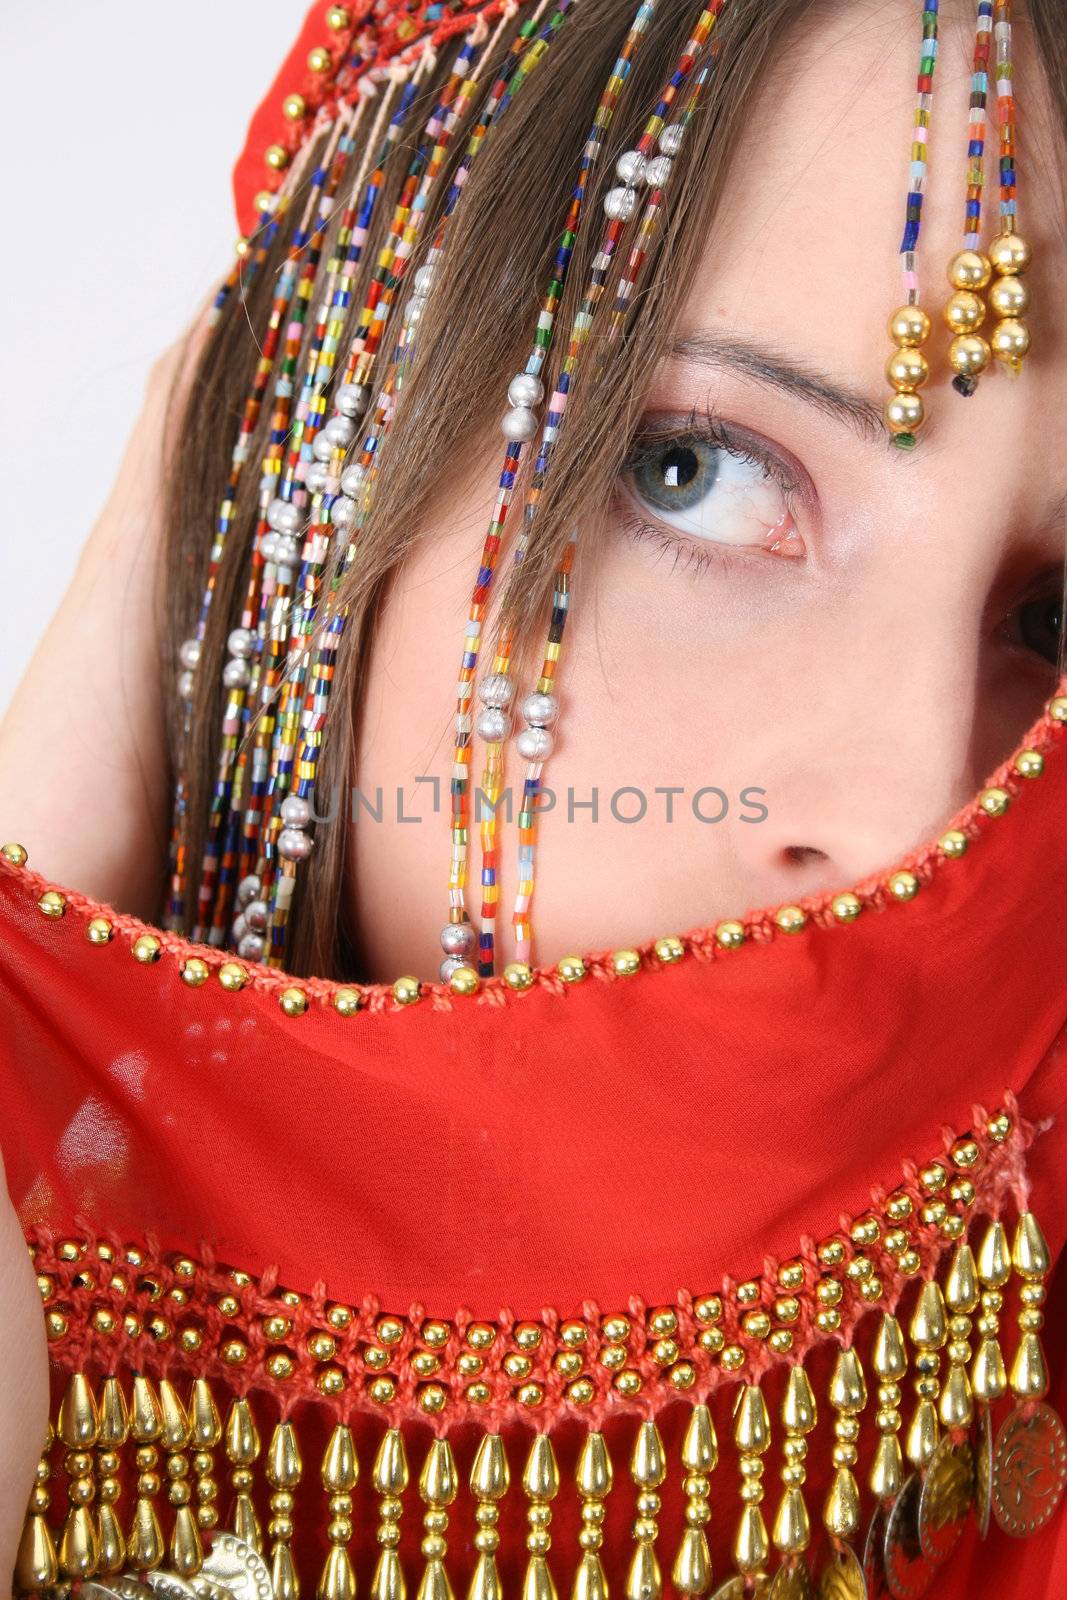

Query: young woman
[[1, 1, 1065, 1597]]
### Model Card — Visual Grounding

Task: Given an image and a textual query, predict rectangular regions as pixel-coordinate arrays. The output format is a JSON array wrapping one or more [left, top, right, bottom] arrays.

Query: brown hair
[[162, 0, 1067, 980]]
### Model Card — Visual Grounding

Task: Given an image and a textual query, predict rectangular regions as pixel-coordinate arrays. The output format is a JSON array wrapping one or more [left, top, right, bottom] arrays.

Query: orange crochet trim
[[5, 688, 1065, 1017], [33, 1097, 1032, 1435]]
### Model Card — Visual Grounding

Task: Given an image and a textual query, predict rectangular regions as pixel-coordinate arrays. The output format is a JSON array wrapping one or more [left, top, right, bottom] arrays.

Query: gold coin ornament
[[917, 1436, 975, 1563], [768, 1557, 815, 1600], [145, 1574, 199, 1600], [862, 1502, 893, 1599], [815, 1544, 866, 1600], [991, 1401, 1067, 1537], [976, 1406, 994, 1540], [198, 1535, 274, 1600], [883, 1474, 937, 1599]]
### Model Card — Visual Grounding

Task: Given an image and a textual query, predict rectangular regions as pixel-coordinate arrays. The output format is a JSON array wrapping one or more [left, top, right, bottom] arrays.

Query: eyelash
[[617, 410, 801, 573]]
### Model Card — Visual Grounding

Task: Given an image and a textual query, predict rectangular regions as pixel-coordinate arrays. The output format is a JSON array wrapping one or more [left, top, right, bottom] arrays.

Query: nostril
[[781, 845, 831, 869]]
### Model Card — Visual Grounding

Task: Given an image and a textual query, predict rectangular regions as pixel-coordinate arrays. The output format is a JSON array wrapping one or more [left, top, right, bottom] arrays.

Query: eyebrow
[[670, 332, 885, 443]]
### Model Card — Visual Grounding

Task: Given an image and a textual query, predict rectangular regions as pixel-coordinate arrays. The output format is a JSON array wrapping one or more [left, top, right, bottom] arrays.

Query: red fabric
[[1, 684, 1067, 1593]]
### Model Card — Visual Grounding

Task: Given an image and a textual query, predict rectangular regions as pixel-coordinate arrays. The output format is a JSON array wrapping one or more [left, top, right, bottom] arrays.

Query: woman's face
[[353, 0, 1067, 982]]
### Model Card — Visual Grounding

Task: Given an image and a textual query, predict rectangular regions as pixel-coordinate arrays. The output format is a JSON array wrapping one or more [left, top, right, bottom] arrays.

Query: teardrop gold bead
[[16, 1513, 59, 1590], [782, 1365, 817, 1434], [681, 1404, 717, 1473], [234, 1495, 262, 1551], [939, 1362, 974, 1429], [523, 1434, 559, 1502], [829, 1348, 866, 1413], [97, 1502, 126, 1573], [574, 1550, 610, 1600], [59, 1504, 98, 1579], [131, 1374, 162, 1442], [273, 1542, 301, 1600], [191, 1378, 222, 1447], [374, 1428, 409, 1494], [905, 1397, 939, 1469], [323, 1425, 358, 1493], [735, 1386, 770, 1453], [772, 1485, 811, 1556], [631, 1419, 666, 1489], [577, 1431, 613, 1497], [734, 1504, 769, 1574], [973, 1334, 1009, 1402], [1012, 1212, 1051, 1279], [872, 1314, 907, 1380], [225, 1397, 261, 1465], [823, 1467, 860, 1540], [268, 1421, 304, 1488], [373, 1547, 406, 1600], [58, 1372, 100, 1447], [625, 1538, 662, 1600], [977, 1220, 1011, 1287], [319, 1544, 357, 1600], [521, 1556, 556, 1600], [159, 1377, 192, 1449], [909, 1281, 947, 1348], [470, 1551, 504, 1600], [471, 1433, 509, 1499], [945, 1242, 979, 1312], [869, 1434, 904, 1501], [671, 1527, 711, 1597], [127, 1495, 164, 1569], [1010, 1331, 1050, 1399], [98, 1376, 130, 1446], [171, 1504, 204, 1576]]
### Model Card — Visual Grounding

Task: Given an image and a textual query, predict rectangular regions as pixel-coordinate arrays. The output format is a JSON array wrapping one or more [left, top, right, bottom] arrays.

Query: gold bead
[[775, 905, 807, 935], [37, 889, 66, 919], [943, 290, 986, 334], [884, 391, 924, 435], [133, 932, 161, 963], [831, 892, 861, 923], [87, 916, 113, 945], [1050, 696, 1067, 723], [219, 961, 247, 991], [333, 986, 361, 1015], [181, 958, 210, 988], [611, 948, 641, 976], [939, 829, 968, 858], [948, 249, 992, 291], [282, 93, 306, 120], [234, 237, 251, 260], [886, 346, 930, 392], [888, 304, 931, 347], [990, 318, 1030, 366], [654, 934, 684, 963], [392, 975, 420, 1005], [989, 231, 1031, 276], [1, 841, 27, 867], [557, 955, 586, 983], [887, 870, 918, 903], [979, 786, 1010, 818], [948, 334, 991, 377], [449, 964, 480, 995], [989, 274, 1030, 317], [307, 45, 333, 72], [264, 144, 290, 171], [254, 189, 278, 215], [1014, 749, 1044, 779], [503, 961, 533, 990], [279, 987, 308, 1017], [715, 919, 745, 950], [326, 4, 351, 26]]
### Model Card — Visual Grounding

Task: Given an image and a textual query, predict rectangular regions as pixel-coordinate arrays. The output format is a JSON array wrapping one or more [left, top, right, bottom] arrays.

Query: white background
[[0, 3, 300, 711]]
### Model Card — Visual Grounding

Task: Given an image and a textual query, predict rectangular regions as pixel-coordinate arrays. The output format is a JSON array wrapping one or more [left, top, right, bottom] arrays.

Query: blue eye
[[623, 429, 803, 557]]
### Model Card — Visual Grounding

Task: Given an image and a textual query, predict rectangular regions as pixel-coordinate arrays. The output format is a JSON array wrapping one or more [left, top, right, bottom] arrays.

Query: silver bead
[[340, 463, 365, 497], [259, 531, 278, 562], [246, 899, 269, 933], [603, 185, 638, 222], [179, 638, 201, 670], [414, 264, 435, 296], [616, 149, 646, 186], [439, 954, 466, 982], [278, 827, 314, 862], [237, 874, 261, 907], [231, 914, 248, 943], [330, 494, 357, 528], [267, 496, 302, 535], [222, 658, 251, 690], [440, 922, 475, 956], [501, 405, 539, 442], [304, 461, 330, 494], [521, 691, 558, 727], [477, 672, 514, 708], [335, 382, 369, 418], [507, 373, 544, 410], [644, 154, 672, 187], [312, 431, 336, 463], [324, 413, 357, 449], [177, 670, 195, 700], [227, 627, 254, 659], [272, 535, 300, 567], [281, 795, 311, 828], [237, 932, 266, 962], [516, 725, 554, 761], [659, 122, 685, 157], [476, 706, 510, 742], [405, 297, 424, 327]]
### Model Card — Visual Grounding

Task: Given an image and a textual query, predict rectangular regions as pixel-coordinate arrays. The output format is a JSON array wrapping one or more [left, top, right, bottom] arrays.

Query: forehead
[[684, 0, 1067, 382]]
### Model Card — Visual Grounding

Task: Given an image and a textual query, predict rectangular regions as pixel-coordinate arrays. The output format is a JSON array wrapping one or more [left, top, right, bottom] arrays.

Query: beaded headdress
[[170, 0, 1036, 982]]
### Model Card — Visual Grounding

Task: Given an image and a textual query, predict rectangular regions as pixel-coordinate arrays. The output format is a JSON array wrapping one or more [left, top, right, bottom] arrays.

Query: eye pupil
[[1018, 596, 1063, 665], [662, 444, 700, 491]]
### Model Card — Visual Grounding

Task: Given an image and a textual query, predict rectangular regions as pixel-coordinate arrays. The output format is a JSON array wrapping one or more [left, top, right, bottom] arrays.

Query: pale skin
[[0, 0, 1065, 1569]]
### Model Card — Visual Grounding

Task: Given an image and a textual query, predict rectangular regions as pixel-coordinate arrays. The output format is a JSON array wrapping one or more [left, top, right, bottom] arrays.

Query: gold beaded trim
[[3, 692, 1064, 1018], [32, 1100, 1027, 1424]]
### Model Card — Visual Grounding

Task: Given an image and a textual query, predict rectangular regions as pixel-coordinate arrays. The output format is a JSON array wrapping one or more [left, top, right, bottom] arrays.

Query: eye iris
[[1018, 597, 1063, 665], [636, 439, 718, 512]]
